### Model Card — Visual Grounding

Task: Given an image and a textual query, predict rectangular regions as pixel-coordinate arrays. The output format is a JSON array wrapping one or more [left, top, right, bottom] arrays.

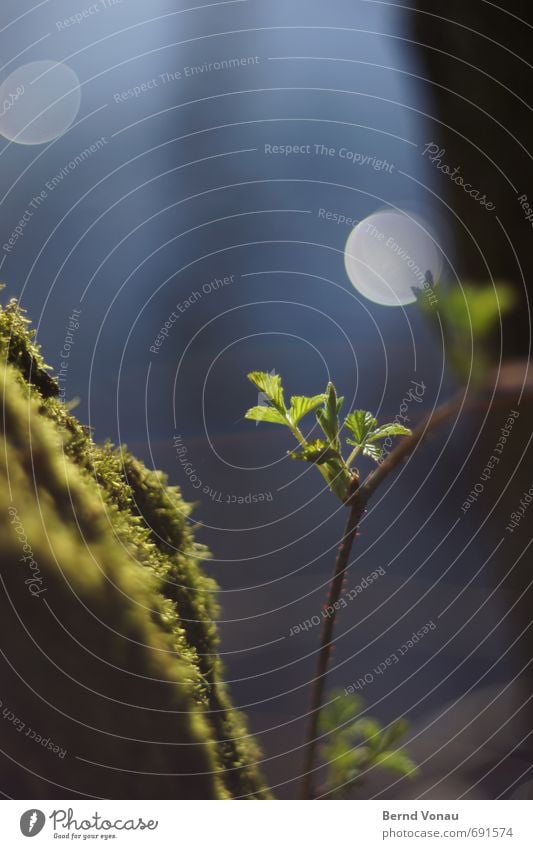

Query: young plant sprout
[[245, 371, 412, 798], [245, 372, 410, 503], [319, 691, 417, 798], [244, 282, 515, 798]]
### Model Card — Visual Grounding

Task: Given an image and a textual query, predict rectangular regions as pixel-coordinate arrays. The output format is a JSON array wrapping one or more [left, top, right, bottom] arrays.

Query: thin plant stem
[[346, 442, 363, 469], [299, 393, 464, 799], [300, 492, 367, 800]]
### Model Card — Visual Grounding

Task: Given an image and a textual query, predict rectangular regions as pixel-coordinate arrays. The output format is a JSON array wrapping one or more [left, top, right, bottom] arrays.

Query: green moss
[[0, 295, 58, 397], [0, 298, 268, 799]]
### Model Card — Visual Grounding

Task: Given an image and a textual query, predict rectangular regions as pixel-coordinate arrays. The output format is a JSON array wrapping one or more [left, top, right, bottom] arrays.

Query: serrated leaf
[[344, 410, 377, 445], [289, 394, 326, 425], [247, 371, 285, 410], [362, 443, 383, 463], [368, 423, 412, 442], [289, 439, 340, 465], [245, 406, 288, 425]]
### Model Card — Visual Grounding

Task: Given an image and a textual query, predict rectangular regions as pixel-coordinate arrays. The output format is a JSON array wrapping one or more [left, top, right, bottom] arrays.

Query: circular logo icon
[[20, 810, 46, 837]]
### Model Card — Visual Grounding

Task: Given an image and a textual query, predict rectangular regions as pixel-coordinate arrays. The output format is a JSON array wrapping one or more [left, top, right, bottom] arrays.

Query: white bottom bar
[[2, 800, 533, 848]]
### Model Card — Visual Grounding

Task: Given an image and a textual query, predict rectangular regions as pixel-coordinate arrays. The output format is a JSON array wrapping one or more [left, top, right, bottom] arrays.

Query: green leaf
[[289, 439, 340, 465], [344, 410, 377, 445], [368, 423, 411, 442], [316, 408, 332, 440], [345, 412, 411, 464], [318, 692, 416, 796], [247, 371, 285, 410], [331, 747, 369, 777], [326, 382, 341, 418], [245, 406, 288, 425], [373, 750, 418, 778], [348, 717, 384, 749], [361, 443, 382, 463], [377, 718, 409, 752], [316, 384, 343, 446], [318, 692, 364, 733], [444, 283, 515, 337], [288, 394, 326, 425], [416, 281, 515, 384]]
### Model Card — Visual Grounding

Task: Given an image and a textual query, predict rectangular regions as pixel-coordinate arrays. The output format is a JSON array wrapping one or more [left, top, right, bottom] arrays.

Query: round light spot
[[344, 210, 443, 307], [0, 61, 81, 145]]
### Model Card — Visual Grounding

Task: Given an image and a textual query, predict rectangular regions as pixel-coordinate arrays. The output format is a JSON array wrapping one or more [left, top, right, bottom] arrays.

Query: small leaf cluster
[[319, 691, 417, 797], [245, 372, 411, 502], [415, 281, 515, 382]]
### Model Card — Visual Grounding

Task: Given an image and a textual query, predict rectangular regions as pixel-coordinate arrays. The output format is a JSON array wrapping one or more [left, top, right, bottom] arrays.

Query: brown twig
[[300, 494, 367, 799], [300, 392, 465, 799]]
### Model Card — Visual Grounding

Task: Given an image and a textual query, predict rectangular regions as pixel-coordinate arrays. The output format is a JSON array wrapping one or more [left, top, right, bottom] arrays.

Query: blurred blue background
[[0, 0, 513, 797]]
